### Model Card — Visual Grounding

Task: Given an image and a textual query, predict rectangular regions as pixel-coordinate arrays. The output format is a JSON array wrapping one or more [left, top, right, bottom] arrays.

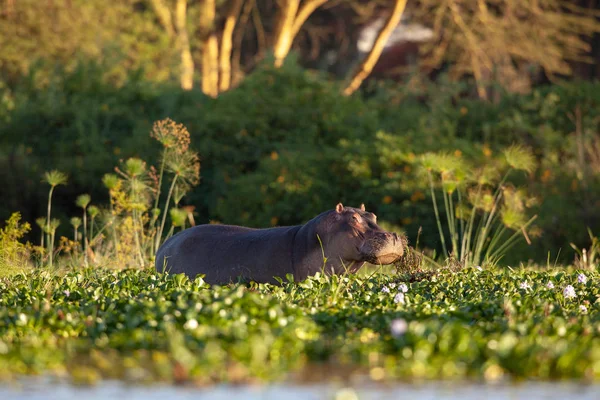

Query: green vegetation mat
[[0, 267, 598, 385]]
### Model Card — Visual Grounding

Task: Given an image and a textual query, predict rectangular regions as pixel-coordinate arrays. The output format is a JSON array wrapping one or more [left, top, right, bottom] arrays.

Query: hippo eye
[[352, 214, 362, 223]]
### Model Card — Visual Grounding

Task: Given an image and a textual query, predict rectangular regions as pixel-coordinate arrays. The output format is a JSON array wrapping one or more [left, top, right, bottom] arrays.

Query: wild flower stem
[[156, 174, 179, 250]]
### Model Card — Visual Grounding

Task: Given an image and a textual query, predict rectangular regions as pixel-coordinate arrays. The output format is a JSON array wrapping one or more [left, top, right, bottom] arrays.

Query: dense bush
[[1, 61, 599, 264]]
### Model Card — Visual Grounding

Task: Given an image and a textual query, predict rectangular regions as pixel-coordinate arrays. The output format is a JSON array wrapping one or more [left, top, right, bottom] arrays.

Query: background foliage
[[1, 60, 599, 264]]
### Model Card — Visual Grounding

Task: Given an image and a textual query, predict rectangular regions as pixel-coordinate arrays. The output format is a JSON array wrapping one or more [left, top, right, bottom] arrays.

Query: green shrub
[[0, 212, 32, 276], [1, 60, 600, 265]]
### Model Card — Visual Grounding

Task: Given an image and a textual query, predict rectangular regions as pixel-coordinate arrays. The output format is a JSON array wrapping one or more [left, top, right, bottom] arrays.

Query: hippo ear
[[335, 203, 344, 213], [360, 203, 366, 212]]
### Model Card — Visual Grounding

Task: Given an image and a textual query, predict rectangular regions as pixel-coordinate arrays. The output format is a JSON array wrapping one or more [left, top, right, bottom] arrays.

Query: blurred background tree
[[413, 0, 600, 99], [2, 0, 600, 265], [1, 0, 599, 95]]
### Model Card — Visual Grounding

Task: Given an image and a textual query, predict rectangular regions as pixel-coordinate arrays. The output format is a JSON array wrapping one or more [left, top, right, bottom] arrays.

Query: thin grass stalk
[[46, 187, 54, 262], [156, 174, 179, 250], [442, 190, 455, 255], [473, 191, 504, 265], [485, 225, 507, 260], [107, 200, 119, 257], [472, 170, 512, 261], [49, 228, 55, 269], [462, 183, 483, 264], [82, 208, 88, 267], [129, 178, 145, 267], [448, 190, 459, 257], [427, 171, 448, 257], [89, 216, 95, 247], [152, 151, 168, 253], [457, 190, 466, 260], [132, 208, 144, 267], [488, 216, 538, 261]]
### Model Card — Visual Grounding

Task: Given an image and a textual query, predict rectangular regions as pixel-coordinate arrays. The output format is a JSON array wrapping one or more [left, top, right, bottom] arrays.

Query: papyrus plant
[[419, 145, 538, 268]]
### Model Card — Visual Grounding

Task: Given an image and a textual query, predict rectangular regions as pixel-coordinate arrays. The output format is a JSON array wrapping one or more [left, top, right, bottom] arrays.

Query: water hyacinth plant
[[418, 145, 538, 268], [2, 267, 595, 383]]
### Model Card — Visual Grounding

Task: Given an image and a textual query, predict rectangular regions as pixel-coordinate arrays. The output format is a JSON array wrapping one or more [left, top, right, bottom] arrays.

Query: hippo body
[[155, 204, 405, 284]]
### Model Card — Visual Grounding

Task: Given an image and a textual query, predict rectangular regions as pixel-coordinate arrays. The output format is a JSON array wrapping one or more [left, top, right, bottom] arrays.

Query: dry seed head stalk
[[165, 150, 201, 186], [151, 118, 191, 154]]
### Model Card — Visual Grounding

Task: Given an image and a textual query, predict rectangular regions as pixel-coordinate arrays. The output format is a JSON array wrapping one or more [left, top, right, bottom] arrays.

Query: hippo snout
[[360, 231, 405, 265]]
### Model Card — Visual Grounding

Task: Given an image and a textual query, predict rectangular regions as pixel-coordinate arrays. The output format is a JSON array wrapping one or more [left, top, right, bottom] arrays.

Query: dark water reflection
[[1, 378, 599, 400]]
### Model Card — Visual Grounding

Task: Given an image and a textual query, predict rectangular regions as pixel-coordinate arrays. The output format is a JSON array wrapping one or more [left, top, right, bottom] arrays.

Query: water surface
[[1, 379, 599, 400]]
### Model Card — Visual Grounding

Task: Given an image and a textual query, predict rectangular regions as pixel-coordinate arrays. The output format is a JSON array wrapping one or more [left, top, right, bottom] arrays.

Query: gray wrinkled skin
[[155, 203, 405, 285]]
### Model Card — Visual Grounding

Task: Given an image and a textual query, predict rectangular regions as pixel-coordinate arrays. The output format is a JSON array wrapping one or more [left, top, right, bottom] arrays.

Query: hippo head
[[320, 203, 405, 270]]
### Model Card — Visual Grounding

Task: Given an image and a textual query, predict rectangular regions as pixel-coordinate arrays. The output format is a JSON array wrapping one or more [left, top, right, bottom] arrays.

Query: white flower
[[563, 285, 577, 299], [394, 292, 405, 305], [475, 266, 483, 271], [184, 319, 199, 330], [546, 281, 554, 289], [63, 289, 70, 297], [519, 281, 531, 290], [381, 286, 390, 294], [579, 305, 588, 314], [390, 318, 408, 337], [577, 274, 588, 284], [398, 283, 409, 293]]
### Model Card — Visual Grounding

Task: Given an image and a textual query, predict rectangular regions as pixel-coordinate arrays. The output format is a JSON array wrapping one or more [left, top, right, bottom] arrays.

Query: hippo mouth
[[370, 253, 403, 265]]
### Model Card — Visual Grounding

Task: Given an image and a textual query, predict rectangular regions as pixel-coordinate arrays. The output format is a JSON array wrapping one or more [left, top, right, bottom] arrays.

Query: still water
[[1, 379, 599, 400]]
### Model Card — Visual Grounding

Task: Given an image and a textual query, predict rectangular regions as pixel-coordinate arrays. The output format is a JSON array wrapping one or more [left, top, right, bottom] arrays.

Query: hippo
[[155, 203, 405, 285]]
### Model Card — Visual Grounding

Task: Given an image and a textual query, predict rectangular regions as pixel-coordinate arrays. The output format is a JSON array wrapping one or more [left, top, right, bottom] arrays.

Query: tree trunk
[[149, 0, 175, 38], [232, 0, 254, 86], [199, 0, 219, 97], [272, 0, 329, 68], [291, 0, 329, 39], [273, 0, 300, 68], [175, 0, 194, 90], [342, 0, 408, 96], [219, 0, 244, 92]]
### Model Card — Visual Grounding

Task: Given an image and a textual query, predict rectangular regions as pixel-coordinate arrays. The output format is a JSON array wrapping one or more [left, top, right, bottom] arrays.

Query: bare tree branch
[[343, 0, 408, 96], [148, 0, 175, 38], [219, 0, 244, 92], [273, 0, 300, 67], [232, 0, 254, 86], [252, 0, 266, 58], [272, 0, 330, 67], [291, 0, 329, 38]]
